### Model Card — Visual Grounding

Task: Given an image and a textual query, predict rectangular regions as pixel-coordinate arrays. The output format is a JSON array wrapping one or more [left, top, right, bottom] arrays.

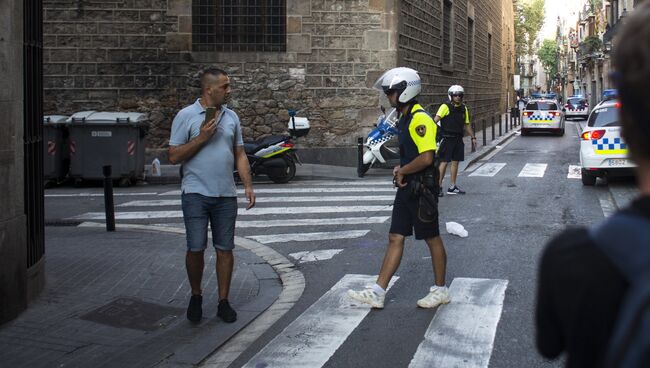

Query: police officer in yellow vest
[[435, 85, 476, 196], [348, 67, 450, 309]]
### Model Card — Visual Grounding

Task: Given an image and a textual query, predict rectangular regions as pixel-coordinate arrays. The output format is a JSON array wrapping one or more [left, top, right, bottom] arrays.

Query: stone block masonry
[[43, 0, 515, 163]]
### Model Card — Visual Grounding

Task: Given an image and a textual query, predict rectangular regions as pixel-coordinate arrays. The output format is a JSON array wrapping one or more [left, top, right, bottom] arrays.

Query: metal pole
[[357, 137, 364, 177], [491, 115, 495, 141], [499, 113, 502, 136], [504, 113, 508, 133], [103, 165, 115, 232], [482, 119, 486, 147]]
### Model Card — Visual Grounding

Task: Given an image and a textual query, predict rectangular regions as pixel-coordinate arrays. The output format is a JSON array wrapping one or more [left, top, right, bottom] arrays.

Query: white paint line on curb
[[409, 278, 508, 368], [518, 163, 547, 178], [240, 274, 398, 368], [247, 230, 370, 244]]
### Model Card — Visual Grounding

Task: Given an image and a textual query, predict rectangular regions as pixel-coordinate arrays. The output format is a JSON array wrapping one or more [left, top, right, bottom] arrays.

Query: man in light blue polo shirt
[[168, 67, 255, 324]]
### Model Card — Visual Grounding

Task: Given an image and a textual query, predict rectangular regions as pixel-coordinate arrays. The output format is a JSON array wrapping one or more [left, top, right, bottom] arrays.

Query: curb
[[77, 222, 305, 368]]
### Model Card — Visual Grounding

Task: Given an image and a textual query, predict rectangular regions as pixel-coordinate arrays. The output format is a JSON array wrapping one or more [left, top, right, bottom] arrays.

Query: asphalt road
[[44, 118, 637, 368]]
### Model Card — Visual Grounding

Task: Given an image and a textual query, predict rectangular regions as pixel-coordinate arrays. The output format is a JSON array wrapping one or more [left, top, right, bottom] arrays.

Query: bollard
[[357, 137, 364, 177], [491, 116, 495, 141], [499, 114, 502, 136], [103, 165, 116, 232], [510, 113, 514, 130], [504, 113, 508, 133], [482, 119, 486, 147]]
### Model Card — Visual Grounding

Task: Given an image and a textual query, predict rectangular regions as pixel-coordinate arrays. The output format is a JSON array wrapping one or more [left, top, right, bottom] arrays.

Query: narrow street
[[18, 119, 634, 368]]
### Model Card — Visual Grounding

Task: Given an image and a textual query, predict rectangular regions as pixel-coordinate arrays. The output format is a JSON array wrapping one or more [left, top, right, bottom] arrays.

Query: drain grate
[[81, 297, 183, 331]]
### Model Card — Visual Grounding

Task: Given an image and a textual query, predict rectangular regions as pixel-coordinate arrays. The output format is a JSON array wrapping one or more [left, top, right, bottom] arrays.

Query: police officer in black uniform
[[348, 67, 450, 309], [435, 85, 476, 196]]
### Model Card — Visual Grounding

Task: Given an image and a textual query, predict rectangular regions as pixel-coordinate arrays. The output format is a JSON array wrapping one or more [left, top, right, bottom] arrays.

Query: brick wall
[[398, 0, 513, 124], [42, 0, 515, 160]]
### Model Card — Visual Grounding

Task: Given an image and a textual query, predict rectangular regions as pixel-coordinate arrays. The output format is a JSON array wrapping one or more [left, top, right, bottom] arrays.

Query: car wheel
[[581, 171, 597, 186], [521, 128, 528, 136], [558, 128, 565, 136]]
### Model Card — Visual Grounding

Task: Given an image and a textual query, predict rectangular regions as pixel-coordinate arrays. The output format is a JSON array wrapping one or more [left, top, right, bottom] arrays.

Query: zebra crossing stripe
[[518, 163, 547, 178], [567, 165, 581, 179], [237, 217, 390, 228], [246, 230, 370, 244], [118, 195, 395, 207], [469, 163, 507, 177], [289, 180, 393, 186], [69, 206, 393, 220], [160, 187, 396, 196], [409, 278, 508, 368], [45, 192, 158, 198], [289, 249, 344, 263], [241, 274, 398, 368]]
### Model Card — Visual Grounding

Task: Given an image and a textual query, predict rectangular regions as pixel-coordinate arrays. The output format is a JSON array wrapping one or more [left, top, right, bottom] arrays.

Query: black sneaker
[[187, 294, 203, 323], [217, 299, 237, 323], [447, 186, 466, 195]]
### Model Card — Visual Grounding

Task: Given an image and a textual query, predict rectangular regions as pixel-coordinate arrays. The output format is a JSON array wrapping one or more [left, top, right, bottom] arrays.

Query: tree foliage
[[537, 39, 558, 76], [514, 0, 546, 58]]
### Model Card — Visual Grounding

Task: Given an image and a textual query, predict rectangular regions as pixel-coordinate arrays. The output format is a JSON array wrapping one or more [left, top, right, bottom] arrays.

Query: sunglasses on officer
[[451, 93, 464, 98]]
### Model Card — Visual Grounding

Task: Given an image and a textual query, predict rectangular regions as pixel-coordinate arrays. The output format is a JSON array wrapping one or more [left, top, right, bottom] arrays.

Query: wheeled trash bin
[[43, 115, 70, 184], [67, 111, 148, 186]]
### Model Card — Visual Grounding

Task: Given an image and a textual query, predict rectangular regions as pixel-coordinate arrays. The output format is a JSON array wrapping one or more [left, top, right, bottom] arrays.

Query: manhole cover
[[81, 297, 183, 331]]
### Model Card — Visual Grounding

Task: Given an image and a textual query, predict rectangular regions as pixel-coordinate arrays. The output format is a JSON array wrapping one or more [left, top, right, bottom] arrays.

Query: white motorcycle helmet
[[448, 85, 465, 100], [373, 67, 421, 104]]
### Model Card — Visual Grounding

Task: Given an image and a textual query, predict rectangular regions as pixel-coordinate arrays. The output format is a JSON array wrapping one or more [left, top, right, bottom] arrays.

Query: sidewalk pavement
[[146, 113, 519, 184], [0, 225, 284, 368]]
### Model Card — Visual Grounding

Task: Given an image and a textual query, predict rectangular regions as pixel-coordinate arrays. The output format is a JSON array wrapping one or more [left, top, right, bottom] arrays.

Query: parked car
[[564, 97, 589, 120], [521, 99, 565, 136], [579, 99, 636, 185]]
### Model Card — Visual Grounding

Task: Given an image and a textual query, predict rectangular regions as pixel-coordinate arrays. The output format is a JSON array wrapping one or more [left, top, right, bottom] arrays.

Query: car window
[[526, 102, 558, 110], [588, 106, 621, 127], [568, 98, 586, 105]]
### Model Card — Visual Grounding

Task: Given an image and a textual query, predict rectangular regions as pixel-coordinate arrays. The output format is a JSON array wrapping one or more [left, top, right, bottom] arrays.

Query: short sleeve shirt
[[435, 103, 470, 124], [169, 99, 244, 197], [408, 104, 437, 154]]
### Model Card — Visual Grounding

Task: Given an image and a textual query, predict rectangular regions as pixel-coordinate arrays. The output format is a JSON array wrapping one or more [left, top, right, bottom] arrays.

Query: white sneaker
[[347, 287, 385, 309], [416, 286, 451, 308]]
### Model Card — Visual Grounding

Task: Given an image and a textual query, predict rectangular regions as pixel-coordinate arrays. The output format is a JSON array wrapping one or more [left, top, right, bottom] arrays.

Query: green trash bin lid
[[43, 115, 70, 125], [67, 111, 148, 126]]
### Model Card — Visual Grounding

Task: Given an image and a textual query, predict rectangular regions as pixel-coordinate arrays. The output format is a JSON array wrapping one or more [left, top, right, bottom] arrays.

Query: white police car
[[521, 99, 565, 136], [564, 96, 589, 120], [579, 100, 636, 185]]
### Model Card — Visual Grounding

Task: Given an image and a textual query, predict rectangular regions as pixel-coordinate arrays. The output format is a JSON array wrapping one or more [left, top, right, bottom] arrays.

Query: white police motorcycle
[[358, 106, 401, 177]]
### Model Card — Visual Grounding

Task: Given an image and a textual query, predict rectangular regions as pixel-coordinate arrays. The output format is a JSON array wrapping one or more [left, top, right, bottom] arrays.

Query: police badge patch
[[415, 125, 426, 137]]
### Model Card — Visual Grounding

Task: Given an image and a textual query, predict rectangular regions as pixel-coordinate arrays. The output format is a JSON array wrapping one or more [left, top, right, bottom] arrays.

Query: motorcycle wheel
[[357, 163, 371, 177], [268, 157, 296, 184]]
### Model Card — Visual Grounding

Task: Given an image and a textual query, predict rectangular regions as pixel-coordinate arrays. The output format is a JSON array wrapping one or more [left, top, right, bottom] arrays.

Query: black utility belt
[[440, 134, 463, 138]]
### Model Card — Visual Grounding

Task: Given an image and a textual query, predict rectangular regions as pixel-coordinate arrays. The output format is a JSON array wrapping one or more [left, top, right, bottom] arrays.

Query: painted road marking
[[237, 217, 390, 228], [160, 187, 397, 196], [567, 165, 581, 179], [241, 274, 398, 368], [518, 163, 547, 178], [409, 278, 508, 368], [45, 192, 158, 198], [289, 249, 344, 263], [246, 230, 370, 244], [118, 195, 395, 207], [69, 205, 393, 220], [469, 163, 507, 177]]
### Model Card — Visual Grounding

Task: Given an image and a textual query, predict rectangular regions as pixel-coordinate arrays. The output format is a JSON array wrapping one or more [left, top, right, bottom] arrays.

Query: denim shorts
[[181, 193, 237, 251]]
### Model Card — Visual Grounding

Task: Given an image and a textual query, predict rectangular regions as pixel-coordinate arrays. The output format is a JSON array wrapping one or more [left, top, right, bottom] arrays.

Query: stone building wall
[[397, 0, 513, 121], [42, 0, 515, 162], [0, 0, 27, 324]]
